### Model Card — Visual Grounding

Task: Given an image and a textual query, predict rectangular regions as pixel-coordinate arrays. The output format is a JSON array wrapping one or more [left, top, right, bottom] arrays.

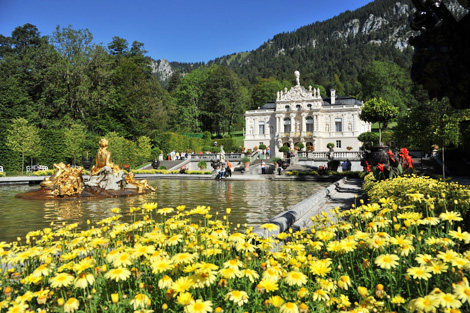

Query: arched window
[[306, 116, 314, 132], [307, 104, 312, 110], [285, 105, 290, 112], [296, 104, 301, 111], [284, 118, 291, 133]]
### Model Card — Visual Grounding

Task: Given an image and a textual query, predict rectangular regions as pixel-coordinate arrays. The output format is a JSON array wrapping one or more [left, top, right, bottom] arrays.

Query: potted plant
[[327, 143, 335, 149], [241, 156, 251, 170], [198, 161, 207, 170], [82, 151, 93, 170], [295, 143, 305, 151], [279, 145, 290, 158], [347, 146, 353, 151], [307, 145, 314, 152]]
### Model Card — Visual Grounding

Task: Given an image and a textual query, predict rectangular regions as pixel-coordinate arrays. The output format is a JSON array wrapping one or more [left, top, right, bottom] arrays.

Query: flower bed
[[132, 169, 212, 175], [32, 169, 91, 176], [1, 178, 470, 312]]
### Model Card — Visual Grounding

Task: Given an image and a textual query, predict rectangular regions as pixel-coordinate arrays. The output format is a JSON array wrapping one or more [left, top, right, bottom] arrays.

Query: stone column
[[301, 113, 307, 136]]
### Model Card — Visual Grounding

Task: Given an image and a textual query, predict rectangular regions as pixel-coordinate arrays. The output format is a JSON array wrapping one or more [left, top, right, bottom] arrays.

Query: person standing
[[261, 160, 266, 174], [226, 161, 232, 177]]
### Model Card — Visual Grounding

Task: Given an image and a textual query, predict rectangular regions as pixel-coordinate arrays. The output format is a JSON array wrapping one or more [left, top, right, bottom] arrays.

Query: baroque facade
[[244, 72, 371, 158]]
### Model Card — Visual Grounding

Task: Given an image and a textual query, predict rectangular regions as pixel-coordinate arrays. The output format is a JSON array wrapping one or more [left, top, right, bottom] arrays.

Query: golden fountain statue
[[17, 138, 156, 199]]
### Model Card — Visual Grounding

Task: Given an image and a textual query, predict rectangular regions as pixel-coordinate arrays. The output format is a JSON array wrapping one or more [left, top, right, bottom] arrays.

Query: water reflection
[[0, 180, 330, 242]]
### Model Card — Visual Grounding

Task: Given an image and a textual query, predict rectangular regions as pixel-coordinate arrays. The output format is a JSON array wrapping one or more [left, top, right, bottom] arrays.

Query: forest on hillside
[[1, 0, 470, 173]]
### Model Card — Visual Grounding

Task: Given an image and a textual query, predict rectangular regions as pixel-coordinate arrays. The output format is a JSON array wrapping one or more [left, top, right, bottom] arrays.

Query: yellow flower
[[158, 275, 173, 289], [151, 258, 173, 274], [225, 290, 248, 306], [113, 252, 133, 267], [453, 278, 470, 303], [312, 289, 329, 301], [309, 260, 332, 277], [6, 303, 29, 313], [280, 302, 299, 313], [111, 293, 119, 303], [436, 292, 462, 309], [177, 292, 193, 305], [50, 273, 74, 288], [130, 294, 151, 310], [104, 268, 131, 282], [223, 259, 244, 270], [357, 286, 368, 297], [337, 275, 352, 290], [407, 266, 432, 280], [64, 297, 80, 313], [171, 276, 194, 294], [269, 295, 285, 308], [410, 295, 439, 312], [375, 254, 399, 270], [260, 223, 279, 232], [184, 299, 213, 313], [391, 295, 405, 304], [171, 252, 197, 265], [219, 268, 241, 280], [74, 272, 94, 289], [438, 250, 459, 263], [439, 211, 463, 224], [259, 279, 279, 292], [32, 264, 51, 278]]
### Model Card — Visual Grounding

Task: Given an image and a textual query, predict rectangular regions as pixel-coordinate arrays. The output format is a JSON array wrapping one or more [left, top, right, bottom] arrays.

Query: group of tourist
[[216, 161, 232, 179], [163, 151, 189, 161]]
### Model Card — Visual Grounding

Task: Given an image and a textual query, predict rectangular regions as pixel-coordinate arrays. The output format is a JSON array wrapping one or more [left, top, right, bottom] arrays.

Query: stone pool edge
[[252, 177, 363, 238]]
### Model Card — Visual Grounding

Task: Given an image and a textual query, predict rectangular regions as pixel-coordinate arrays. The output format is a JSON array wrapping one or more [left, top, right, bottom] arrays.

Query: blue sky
[[0, 0, 373, 63]]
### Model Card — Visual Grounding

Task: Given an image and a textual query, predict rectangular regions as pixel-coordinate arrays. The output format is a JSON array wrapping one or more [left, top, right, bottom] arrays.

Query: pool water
[[0, 179, 330, 243]]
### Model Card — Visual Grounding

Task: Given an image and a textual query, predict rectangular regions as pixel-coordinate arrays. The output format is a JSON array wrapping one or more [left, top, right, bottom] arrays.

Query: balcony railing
[[297, 151, 361, 160]]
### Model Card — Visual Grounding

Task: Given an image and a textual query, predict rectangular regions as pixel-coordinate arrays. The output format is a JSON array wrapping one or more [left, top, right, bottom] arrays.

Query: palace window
[[296, 104, 301, 111], [336, 140, 342, 148], [307, 104, 312, 110], [306, 116, 314, 132], [285, 105, 290, 112], [335, 118, 342, 132], [259, 121, 265, 135], [284, 118, 291, 133]]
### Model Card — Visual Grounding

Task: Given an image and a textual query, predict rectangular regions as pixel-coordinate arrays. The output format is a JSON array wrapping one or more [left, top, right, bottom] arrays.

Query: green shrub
[[197, 161, 207, 169], [327, 143, 335, 149], [259, 144, 267, 150], [159, 166, 167, 170], [0, 172, 5, 177], [241, 157, 251, 164], [279, 146, 290, 153]]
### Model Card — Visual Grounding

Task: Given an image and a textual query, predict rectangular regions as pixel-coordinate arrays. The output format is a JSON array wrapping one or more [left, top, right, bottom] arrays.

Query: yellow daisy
[[225, 290, 249, 306], [64, 297, 80, 313], [130, 294, 151, 310], [104, 268, 131, 282], [184, 299, 213, 313], [453, 278, 470, 303], [280, 302, 299, 313], [436, 292, 462, 309], [284, 271, 308, 287], [407, 266, 432, 280], [50, 273, 74, 288], [375, 254, 399, 270]]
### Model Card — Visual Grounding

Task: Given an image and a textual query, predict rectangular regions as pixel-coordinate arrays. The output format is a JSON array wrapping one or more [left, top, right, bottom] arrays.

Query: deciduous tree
[[6, 118, 41, 175]]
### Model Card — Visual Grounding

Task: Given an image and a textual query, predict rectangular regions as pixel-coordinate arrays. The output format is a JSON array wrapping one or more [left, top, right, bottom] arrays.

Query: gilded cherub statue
[[125, 172, 156, 192]]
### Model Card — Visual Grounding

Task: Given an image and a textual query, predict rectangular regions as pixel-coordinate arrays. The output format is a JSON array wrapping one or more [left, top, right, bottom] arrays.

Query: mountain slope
[[152, 0, 467, 92]]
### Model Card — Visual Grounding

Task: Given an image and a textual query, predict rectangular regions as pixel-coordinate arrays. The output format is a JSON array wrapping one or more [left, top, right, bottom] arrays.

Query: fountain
[[16, 138, 156, 200]]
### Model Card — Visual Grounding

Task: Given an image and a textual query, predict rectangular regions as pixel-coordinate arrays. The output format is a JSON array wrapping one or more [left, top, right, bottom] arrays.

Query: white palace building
[[244, 71, 371, 159]]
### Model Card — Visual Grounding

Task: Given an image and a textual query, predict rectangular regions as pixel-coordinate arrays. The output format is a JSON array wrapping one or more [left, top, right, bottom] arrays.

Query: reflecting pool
[[0, 179, 331, 242]]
